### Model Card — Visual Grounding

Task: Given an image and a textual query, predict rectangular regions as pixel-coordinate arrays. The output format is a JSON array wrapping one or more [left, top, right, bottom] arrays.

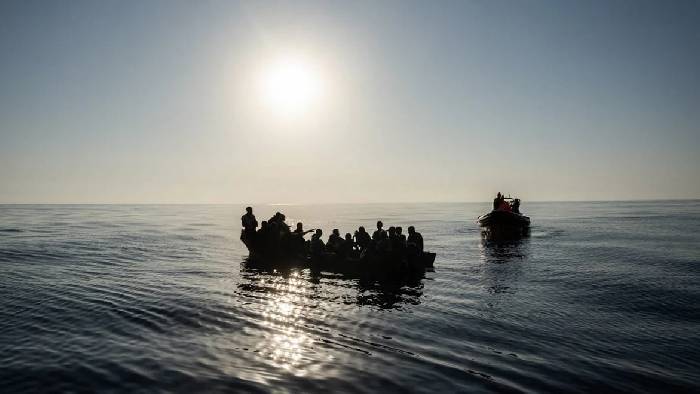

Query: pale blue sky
[[1, 0, 698, 203]]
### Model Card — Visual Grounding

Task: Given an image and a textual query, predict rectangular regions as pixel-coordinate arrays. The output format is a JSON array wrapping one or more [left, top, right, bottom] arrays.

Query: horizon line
[[1, 198, 699, 206]]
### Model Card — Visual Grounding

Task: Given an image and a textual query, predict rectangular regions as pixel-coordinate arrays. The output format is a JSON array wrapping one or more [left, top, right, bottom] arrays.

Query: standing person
[[493, 193, 502, 211], [407, 226, 424, 254], [241, 207, 258, 247]]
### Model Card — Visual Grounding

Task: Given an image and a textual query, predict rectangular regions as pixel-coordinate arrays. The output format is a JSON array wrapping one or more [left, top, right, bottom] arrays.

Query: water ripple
[[1, 203, 699, 392]]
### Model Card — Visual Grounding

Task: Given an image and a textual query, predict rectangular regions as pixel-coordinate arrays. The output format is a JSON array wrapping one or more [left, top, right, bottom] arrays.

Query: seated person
[[498, 199, 512, 212], [511, 199, 521, 214], [396, 226, 407, 245], [291, 222, 313, 254], [293, 222, 314, 236], [269, 212, 290, 237], [354, 226, 371, 250], [328, 229, 343, 253], [339, 233, 355, 259], [372, 221, 385, 241], [387, 227, 397, 252], [395, 226, 407, 256], [310, 229, 325, 257], [255, 221, 270, 250]]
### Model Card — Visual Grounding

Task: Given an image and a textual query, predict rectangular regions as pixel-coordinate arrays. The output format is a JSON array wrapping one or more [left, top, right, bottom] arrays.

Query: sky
[[1, 0, 698, 203]]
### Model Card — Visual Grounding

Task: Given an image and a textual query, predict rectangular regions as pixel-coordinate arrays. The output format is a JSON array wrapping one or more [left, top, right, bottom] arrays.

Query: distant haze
[[1, 0, 699, 204]]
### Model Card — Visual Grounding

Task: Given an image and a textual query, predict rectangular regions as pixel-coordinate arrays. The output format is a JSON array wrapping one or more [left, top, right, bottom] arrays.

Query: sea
[[1, 202, 699, 393]]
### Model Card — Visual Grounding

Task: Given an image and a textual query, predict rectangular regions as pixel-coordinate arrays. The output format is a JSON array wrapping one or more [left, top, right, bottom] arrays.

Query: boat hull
[[245, 245, 435, 277], [477, 210, 530, 238]]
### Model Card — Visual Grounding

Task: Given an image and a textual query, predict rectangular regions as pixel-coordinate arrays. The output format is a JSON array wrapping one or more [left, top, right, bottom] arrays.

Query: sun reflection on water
[[239, 260, 428, 377], [257, 270, 318, 375]]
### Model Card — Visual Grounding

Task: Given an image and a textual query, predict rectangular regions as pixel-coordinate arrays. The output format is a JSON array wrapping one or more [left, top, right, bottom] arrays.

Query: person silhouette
[[354, 226, 371, 250], [372, 220, 385, 241], [241, 207, 258, 246], [328, 229, 343, 252], [310, 229, 325, 258], [407, 226, 424, 254]]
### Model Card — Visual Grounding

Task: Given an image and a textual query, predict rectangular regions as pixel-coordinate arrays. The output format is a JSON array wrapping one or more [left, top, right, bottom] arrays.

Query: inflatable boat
[[477, 210, 530, 238]]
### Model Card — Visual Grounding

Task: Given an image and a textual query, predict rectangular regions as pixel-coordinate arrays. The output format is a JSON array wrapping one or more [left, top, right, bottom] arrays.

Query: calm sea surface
[[1, 202, 699, 393]]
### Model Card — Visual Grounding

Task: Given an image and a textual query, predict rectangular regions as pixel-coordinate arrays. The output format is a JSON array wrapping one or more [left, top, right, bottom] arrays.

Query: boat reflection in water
[[478, 235, 529, 265], [477, 236, 529, 301], [354, 275, 425, 309], [237, 258, 429, 375], [241, 257, 428, 310]]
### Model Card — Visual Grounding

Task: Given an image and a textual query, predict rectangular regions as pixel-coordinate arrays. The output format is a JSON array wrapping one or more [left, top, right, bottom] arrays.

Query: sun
[[259, 56, 323, 118]]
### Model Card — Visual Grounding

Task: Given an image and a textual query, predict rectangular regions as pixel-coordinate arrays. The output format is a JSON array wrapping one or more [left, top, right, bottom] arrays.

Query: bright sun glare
[[259, 57, 323, 118]]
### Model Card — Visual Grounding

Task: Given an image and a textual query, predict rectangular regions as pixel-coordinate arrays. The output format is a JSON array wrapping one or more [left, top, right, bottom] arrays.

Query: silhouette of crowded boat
[[240, 208, 436, 277], [478, 193, 531, 238]]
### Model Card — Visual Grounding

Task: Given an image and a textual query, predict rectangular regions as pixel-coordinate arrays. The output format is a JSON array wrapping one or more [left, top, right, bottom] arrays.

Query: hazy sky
[[1, 0, 698, 203]]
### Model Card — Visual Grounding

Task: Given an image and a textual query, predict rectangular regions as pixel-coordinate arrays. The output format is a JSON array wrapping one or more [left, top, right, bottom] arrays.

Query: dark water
[[1, 202, 699, 393]]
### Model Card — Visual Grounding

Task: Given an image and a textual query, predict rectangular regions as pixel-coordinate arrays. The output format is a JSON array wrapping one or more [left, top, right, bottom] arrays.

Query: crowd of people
[[240, 207, 425, 263], [493, 192, 521, 214]]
